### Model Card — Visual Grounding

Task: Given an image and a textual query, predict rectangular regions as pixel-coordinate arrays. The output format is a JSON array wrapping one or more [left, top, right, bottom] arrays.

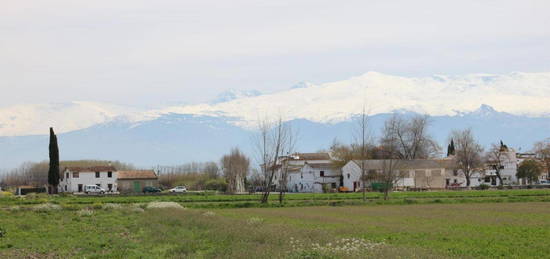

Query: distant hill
[[2, 105, 549, 169]]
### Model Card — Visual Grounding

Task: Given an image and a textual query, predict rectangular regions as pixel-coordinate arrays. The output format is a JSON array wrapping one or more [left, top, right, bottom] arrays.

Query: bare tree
[[485, 142, 509, 186], [277, 123, 297, 204], [379, 115, 404, 200], [533, 139, 550, 180], [382, 114, 440, 160], [451, 129, 484, 187], [221, 148, 250, 194], [253, 116, 295, 204], [353, 108, 370, 202]]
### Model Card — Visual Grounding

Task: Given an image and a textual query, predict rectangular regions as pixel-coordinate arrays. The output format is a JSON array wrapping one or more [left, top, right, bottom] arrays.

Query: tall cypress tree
[[447, 139, 455, 157], [48, 127, 60, 194]]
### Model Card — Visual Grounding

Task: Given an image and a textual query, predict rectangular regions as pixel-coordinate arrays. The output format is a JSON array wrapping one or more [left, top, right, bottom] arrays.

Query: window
[[64, 185, 67, 191], [73, 172, 79, 178], [95, 172, 100, 178], [301, 173, 303, 179], [320, 171, 325, 177], [108, 171, 112, 178], [347, 173, 350, 179], [331, 183, 336, 188], [96, 184, 101, 187], [453, 170, 458, 176], [66, 172, 69, 179], [454, 179, 458, 184], [108, 184, 113, 191], [484, 177, 491, 183]]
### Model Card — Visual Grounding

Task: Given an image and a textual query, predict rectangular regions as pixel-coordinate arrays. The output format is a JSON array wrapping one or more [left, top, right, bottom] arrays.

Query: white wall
[[59, 170, 118, 193]]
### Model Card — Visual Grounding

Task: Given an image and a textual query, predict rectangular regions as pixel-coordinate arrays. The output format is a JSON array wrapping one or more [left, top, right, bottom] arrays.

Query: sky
[[1, 0, 550, 108]]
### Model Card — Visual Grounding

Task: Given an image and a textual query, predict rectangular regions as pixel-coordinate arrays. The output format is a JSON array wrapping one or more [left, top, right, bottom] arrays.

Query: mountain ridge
[[2, 71, 550, 136]]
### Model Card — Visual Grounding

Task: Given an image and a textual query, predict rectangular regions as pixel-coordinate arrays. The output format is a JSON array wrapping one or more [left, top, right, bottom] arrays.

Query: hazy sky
[[1, 0, 549, 107]]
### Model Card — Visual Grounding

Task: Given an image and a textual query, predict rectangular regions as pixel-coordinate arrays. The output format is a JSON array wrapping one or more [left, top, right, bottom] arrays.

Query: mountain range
[[2, 71, 550, 169]]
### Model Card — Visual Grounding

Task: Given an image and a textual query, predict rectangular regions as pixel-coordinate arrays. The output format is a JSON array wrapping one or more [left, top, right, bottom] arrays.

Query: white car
[[84, 185, 106, 194], [169, 186, 187, 193]]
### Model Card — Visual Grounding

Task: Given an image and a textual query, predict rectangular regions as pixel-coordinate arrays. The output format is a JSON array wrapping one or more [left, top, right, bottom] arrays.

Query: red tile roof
[[118, 170, 158, 180]]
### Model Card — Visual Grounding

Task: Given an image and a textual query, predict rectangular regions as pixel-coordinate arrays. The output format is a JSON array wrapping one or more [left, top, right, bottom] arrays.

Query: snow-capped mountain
[[0, 101, 143, 136], [210, 89, 262, 104], [148, 71, 550, 128], [2, 106, 550, 169], [2, 71, 550, 136]]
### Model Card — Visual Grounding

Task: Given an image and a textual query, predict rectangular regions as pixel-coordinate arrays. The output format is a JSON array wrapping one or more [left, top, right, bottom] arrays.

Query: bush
[[0, 191, 13, 197], [204, 178, 227, 192], [478, 184, 490, 190]]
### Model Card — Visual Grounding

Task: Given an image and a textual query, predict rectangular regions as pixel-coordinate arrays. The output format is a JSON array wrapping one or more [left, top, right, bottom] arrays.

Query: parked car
[[169, 186, 187, 193], [143, 186, 162, 193], [84, 185, 105, 194], [539, 180, 550, 185]]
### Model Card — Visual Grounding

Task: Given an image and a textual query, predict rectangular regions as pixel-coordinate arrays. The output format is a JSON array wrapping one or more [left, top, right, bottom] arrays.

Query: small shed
[[117, 170, 159, 193]]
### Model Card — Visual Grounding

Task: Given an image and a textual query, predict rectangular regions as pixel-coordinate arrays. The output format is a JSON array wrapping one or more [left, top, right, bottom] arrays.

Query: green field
[[2, 189, 550, 208], [1, 190, 550, 258]]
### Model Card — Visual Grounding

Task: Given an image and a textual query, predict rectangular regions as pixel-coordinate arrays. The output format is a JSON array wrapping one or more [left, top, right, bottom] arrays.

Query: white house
[[484, 147, 519, 185], [287, 162, 340, 193], [58, 166, 118, 193], [272, 152, 340, 193]]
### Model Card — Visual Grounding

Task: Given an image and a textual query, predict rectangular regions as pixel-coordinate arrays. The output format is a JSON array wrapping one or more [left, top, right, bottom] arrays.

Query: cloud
[[1, 0, 549, 107]]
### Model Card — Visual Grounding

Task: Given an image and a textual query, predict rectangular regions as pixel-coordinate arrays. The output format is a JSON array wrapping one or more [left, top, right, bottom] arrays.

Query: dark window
[[73, 172, 79, 178], [320, 171, 325, 177], [64, 185, 67, 191], [108, 171, 112, 178], [66, 172, 69, 179], [331, 183, 336, 188], [454, 179, 458, 184], [108, 184, 113, 191], [484, 177, 491, 183], [95, 172, 100, 178], [347, 173, 350, 179], [78, 184, 83, 192], [301, 173, 303, 179], [453, 170, 458, 176], [96, 184, 101, 187]]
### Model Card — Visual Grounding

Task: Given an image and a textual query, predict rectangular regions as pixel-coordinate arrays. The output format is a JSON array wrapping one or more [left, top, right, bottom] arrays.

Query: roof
[[304, 162, 332, 168], [65, 166, 117, 172], [117, 170, 158, 180], [352, 159, 446, 170], [293, 153, 331, 160]]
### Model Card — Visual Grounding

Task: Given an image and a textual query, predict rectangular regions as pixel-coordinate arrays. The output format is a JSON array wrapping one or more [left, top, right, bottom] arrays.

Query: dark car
[[143, 186, 162, 193]]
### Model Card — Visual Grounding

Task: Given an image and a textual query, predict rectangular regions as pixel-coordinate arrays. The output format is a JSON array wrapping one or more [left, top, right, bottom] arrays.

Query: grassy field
[[2, 189, 550, 209], [1, 202, 549, 258]]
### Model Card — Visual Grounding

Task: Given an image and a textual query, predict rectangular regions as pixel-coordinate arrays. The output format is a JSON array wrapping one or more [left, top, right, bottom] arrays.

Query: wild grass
[[2, 202, 548, 258], [2, 189, 550, 209]]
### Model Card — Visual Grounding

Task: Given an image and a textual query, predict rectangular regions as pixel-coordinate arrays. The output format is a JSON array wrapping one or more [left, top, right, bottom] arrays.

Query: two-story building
[[272, 152, 340, 193], [58, 166, 118, 193]]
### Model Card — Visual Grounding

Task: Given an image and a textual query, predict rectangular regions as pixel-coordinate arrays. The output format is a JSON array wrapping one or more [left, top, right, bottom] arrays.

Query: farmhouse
[[58, 166, 117, 193], [117, 170, 159, 193], [342, 160, 448, 191], [272, 152, 339, 193]]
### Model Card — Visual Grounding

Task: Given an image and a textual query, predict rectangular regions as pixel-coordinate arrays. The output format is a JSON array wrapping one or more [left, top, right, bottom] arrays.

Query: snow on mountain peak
[[0, 101, 143, 136], [3, 71, 550, 136], [291, 81, 315, 89], [211, 89, 262, 103]]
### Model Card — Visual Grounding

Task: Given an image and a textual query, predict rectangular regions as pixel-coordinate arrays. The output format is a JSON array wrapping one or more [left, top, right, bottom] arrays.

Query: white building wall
[[59, 170, 118, 193], [342, 162, 362, 192]]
